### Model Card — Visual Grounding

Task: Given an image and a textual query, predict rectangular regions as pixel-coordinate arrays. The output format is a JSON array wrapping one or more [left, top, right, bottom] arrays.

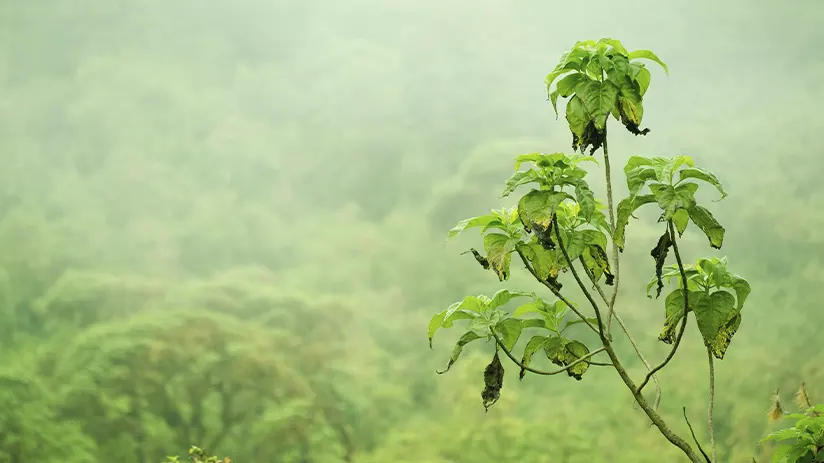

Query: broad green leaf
[[631, 65, 652, 96], [480, 219, 509, 234], [730, 274, 751, 311], [513, 299, 550, 317], [672, 209, 689, 236], [628, 49, 669, 75], [488, 289, 534, 311], [692, 290, 736, 349], [625, 166, 657, 196], [678, 167, 727, 200], [437, 331, 484, 374], [543, 336, 569, 365], [447, 215, 495, 240], [576, 80, 620, 130], [514, 152, 570, 170], [484, 233, 515, 281], [649, 182, 697, 220], [770, 444, 792, 463], [575, 181, 596, 222], [519, 335, 550, 379], [565, 95, 591, 142], [563, 317, 600, 330], [428, 302, 482, 348], [550, 73, 585, 116], [518, 242, 563, 281], [494, 318, 524, 350], [614, 194, 657, 250], [580, 229, 608, 248], [518, 190, 571, 230], [502, 169, 542, 197], [760, 428, 800, 443], [687, 204, 725, 249], [520, 318, 547, 330]]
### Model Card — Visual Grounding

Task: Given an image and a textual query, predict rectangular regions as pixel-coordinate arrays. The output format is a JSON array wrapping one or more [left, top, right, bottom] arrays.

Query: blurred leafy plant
[[757, 383, 824, 463], [427, 38, 753, 463], [164, 445, 231, 463]]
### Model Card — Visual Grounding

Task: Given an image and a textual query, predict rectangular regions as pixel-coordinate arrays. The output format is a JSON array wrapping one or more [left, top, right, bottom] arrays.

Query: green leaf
[[518, 242, 563, 281], [520, 336, 550, 379], [598, 38, 629, 56], [494, 318, 524, 350], [436, 331, 484, 374], [629, 64, 652, 96], [614, 194, 657, 250], [563, 317, 599, 331], [628, 49, 669, 75], [518, 190, 571, 231], [658, 289, 697, 344], [513, 300, 545, 317], [678, 167, 727, 200], [625, 166, 657, 197], [447, 214, 495, 240], [687, 205, 725, 249], [484, 233, 517, 281], [692, 290, 736, 350], [488, 289, 534, 311], [649, 183, 697, 220], [549, 73, 585, 116], [428, 296, 486, 346], [563, 340, 591, 380], [575, 181, 596, 221], [730, 274, 751, 311], [662, 155, 695, 183], [576, 80, 620, 130], [565, 95, 591, 142], [502, 169, 543, 197], [672, 209, 689, 236]]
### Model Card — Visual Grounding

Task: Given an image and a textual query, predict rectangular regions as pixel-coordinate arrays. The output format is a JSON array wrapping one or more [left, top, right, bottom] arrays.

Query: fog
[[1, 1, 823, 462]]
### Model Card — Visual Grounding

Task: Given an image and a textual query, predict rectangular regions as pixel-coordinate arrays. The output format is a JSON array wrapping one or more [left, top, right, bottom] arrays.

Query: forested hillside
[[1, 1, 822, 461]]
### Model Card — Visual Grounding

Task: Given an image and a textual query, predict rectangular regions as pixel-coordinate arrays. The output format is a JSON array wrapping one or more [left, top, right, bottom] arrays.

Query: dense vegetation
[[1, 1, 823, 462]]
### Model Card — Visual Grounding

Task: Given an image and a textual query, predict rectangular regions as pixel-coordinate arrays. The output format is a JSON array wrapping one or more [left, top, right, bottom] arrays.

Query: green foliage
[[545, 38, 668, 153], [759, 384, 824, 463]]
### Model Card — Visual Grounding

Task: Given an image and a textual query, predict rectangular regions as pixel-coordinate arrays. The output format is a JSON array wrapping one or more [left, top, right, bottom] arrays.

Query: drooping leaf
[[625, 166, 657, 196], [672, 209, 689, 236], [575, 181, 596, 222], [502, 169, 542, 197], [614, 194, 657, 250], [628, 49, 669, 75], [512, 300, 547, 317], [494, 318, 524, 350], [658, 289, 695, 344], [563, 340, 591, 380], [482, 352, 505, 411], [484, 233, 516, 281], [730, 274, 751, 311], [447, 215, 495, 240], [581, 243, 614, 285], [488, 289, 534, 311], [687, 205, 725, 249], [565, 95, 591, 146], [436, 331, 484, 374], [598, 38, 629, 56], [462, 248, 489, 270], [692, 290, 737, 351], [519, 335, 550, 380], [650, 229, 673, 298], [678, 167, 727, 200]]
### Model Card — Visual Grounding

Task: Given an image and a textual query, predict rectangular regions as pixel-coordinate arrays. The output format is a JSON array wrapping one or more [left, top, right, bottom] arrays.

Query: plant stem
[[683, 407, 712, 463], [636, 222, 691, 395], [601, 129, 621, 337], [491, 330, 607, 375], [707, 347, 717, 462], [580, 258, 663, 410], [552, 218, 703, 463]]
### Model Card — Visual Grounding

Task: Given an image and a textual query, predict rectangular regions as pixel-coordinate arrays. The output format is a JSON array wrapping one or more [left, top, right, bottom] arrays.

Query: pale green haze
[[0, 1, 822, 462]]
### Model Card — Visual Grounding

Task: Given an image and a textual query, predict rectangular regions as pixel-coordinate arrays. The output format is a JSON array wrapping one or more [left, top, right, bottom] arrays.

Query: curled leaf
[[482, 352, 505, 411], [650, 229, 673, 298], [437, 331, 484, 374]]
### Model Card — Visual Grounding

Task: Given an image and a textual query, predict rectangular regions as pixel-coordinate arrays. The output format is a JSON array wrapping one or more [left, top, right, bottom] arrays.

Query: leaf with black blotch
[[650, 229, 673, 298], [462, 248, 489, 270], [692, 290, 737, 355], [710, 313, 741, 360], [483, 233, 514, 281], [436, 331, 484, 374], [482, 352, 505, 411]]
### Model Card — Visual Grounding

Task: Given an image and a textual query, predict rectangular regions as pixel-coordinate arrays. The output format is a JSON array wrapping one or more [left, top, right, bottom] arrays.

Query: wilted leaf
[[650, 229, 673, 298], [482, 352, 505, 411], [437, 331, 484, 374], [687, 205, 725, 249]]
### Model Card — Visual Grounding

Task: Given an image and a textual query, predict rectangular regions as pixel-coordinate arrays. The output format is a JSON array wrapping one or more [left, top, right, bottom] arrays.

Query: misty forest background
[[1, 1, 823, 462]]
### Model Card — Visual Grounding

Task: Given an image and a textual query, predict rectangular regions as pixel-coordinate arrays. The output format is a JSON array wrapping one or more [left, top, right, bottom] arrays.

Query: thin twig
[[683, 407, 712, 463], [491, 330, 607, 376], [516, 248, 599, 334], [636, 222, 691, 395], [707, 347, 717, 462], [552, 216, 605, 334], [580, 258, 663, 411]]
